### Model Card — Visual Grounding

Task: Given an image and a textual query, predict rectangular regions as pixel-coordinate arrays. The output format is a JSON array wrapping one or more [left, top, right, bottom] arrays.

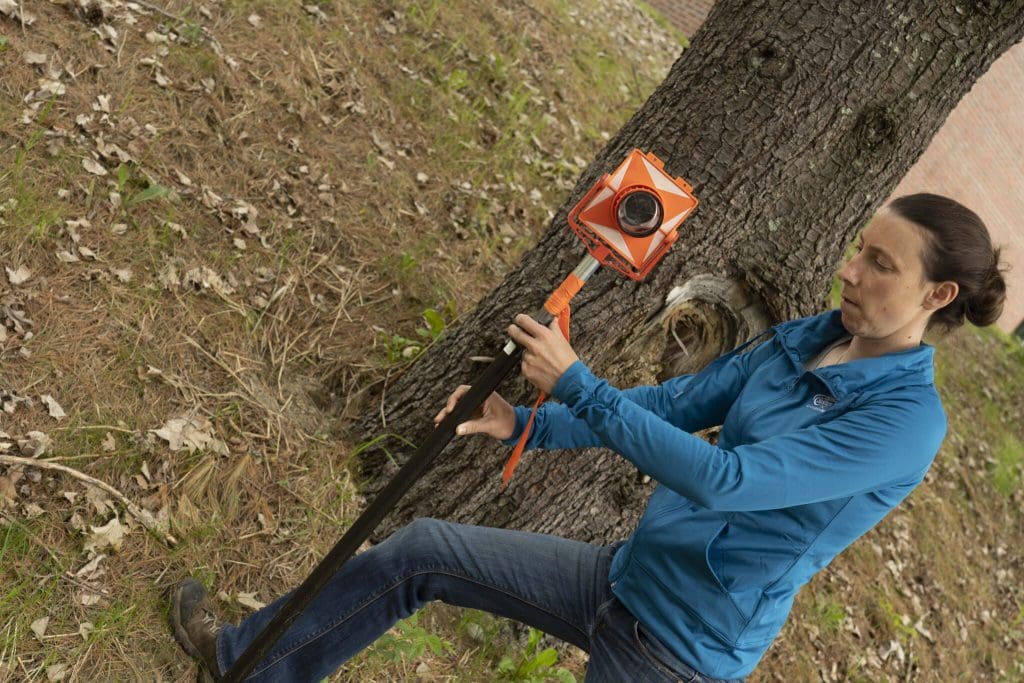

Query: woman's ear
[[924, 281, 959, 310]]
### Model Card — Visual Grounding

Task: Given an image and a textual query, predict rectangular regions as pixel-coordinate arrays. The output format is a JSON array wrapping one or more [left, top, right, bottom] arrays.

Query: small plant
[[446, 68, 470, 92], [372, 613, 452, 663], [814, 595, 846, 632], [378, 305, 454, 363], [175, 20, 206, 45], [416, 307, 447, 342], [992, 435, 1023, 496], [399, 251, 417, 276], [0, 35, 8, 53], [349, 432, 417, 468], [116, 163, 171, 208], [496, 627, 576, 683], [877, 597, 916, 642]]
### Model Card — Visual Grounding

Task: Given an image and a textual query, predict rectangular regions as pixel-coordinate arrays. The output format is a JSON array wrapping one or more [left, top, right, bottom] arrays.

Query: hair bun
[[965, 248, 1007, 327]]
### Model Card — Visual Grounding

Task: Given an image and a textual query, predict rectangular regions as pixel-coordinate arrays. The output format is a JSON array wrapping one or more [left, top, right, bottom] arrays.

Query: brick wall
[[890, 45, 1024, 333], [639, 1, 1023, 331]]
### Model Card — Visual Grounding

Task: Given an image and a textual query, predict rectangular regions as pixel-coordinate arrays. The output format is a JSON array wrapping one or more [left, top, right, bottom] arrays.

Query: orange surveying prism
[[569, 149, 697, 280], [224, 150, 698, 682]]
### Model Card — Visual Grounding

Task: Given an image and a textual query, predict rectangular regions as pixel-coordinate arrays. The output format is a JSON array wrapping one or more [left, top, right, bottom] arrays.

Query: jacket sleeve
[[502, 333, 777, 451], [549, 362, 946, 511]]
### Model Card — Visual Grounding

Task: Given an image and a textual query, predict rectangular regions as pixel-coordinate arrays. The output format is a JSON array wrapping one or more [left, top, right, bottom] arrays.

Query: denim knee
[[384, 518, 451, 566]]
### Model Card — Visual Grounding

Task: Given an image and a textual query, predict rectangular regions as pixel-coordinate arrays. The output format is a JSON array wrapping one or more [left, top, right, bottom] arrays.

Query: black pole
[[222, 309, 554, 681]]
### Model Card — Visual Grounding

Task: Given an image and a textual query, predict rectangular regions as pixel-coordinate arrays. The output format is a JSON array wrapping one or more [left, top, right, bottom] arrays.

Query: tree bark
[[354, 0, 1024, 542]]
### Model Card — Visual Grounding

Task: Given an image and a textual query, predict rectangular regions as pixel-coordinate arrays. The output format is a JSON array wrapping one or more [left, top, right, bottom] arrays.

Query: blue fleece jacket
[[503, 310, 946, 679]]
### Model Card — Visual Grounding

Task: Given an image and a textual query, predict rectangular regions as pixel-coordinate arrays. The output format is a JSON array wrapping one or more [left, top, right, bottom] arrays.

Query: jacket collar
[[772, 309, 935, 398]]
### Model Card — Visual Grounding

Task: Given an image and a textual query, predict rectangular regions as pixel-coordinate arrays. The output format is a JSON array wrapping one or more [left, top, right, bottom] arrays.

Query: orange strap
[[501, 275, 582, 487]]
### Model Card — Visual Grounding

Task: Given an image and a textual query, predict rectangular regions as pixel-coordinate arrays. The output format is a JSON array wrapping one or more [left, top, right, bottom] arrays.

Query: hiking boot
[[171, 578, 223, 681]]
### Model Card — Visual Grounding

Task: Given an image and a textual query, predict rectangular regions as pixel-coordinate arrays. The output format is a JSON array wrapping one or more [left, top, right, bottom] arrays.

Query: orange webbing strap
[[501, 274, 583, 487]]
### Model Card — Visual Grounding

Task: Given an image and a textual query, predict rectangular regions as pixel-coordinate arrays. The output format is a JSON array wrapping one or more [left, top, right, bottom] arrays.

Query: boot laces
[[200, 608, 222, 636]]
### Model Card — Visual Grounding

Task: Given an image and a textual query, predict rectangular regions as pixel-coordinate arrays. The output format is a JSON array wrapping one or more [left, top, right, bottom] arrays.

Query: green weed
[[446, 68, 471, 92], [377, 305, 455, 364], [497, 627, 576, 682], [814, 595, 846, 632], [877, 597, 916, 642], [116, 163, 171, 209], [0, 35, 7, 53], [83, 601, 138, 646], [349, 432, 418, 469], [992, 435, 1023, 496], [406, 0, 444, 33], [370, 612, 453, 663]]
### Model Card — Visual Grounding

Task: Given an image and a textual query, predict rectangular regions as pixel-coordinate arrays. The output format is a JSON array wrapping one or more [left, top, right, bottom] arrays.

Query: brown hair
[[888, 193, 1007, 330]]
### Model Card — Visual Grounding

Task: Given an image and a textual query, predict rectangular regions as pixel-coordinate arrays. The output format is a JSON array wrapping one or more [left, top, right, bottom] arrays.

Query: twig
[[0, 455, 177, 546], [51, 424, 135, 433]]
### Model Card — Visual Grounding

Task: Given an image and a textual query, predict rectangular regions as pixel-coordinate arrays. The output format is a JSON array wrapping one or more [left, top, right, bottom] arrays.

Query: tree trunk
[[354, 0, 1024, 542]]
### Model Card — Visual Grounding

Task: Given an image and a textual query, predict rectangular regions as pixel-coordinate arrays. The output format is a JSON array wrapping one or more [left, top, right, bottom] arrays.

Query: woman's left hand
[[507, 313, 580, 394]]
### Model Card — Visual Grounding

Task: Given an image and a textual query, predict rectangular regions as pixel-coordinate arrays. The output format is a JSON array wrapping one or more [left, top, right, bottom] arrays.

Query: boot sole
[[170, 583, 205, 661]]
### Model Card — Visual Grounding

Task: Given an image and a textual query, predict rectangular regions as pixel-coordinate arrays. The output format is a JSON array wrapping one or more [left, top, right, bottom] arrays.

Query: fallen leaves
[[31, 616, 49, 640], [0, 0, 36, 25], [82, 157, 108, 176], [220, 590, 266, 610], [5, 265, 30, 285], [83, 516, 126, 554], [181, 266, 237, 296], [18, 431, 51, 457], [41, 394, 66, 420], [150, 415, 228, 454]]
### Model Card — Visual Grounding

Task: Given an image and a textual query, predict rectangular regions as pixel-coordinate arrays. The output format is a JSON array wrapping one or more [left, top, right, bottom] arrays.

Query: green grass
[[876, 596, 917, 643], [0, 522, 65, 656], [814, 594, 846, 632], [993, 435, 1023, 495]]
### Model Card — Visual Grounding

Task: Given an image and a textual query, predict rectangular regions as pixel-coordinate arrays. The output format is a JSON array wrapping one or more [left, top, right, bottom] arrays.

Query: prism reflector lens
[[616, 189, 663, 237]]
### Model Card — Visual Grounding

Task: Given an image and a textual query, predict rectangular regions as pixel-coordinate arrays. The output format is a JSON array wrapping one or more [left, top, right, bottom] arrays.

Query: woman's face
[[836, 208, 943, 346]]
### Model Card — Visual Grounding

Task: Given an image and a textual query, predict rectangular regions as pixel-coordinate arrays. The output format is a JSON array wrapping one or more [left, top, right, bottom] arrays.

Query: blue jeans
[[217, 519, 739, 682]]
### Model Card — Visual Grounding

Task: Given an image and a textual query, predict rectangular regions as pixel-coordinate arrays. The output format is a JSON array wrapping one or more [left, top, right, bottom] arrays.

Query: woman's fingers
[[507, 322, 530, 347], [434, 384, 471, 423], [456, 419, 486, 435], [447, 384, 471, 411], [434, 387, 515, 439], [514, 313, 545, 333], [508, 314, 549, 349]]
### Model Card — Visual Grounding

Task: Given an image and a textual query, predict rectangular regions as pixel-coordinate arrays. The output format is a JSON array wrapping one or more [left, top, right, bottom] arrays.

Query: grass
[[814, 594, 846, 632], [993, 435, 1023, 495], [1, 0, 1023, 681]]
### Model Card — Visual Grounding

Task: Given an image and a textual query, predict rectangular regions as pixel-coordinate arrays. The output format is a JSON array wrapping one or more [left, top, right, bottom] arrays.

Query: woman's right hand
[[433, 385, 516, 440]]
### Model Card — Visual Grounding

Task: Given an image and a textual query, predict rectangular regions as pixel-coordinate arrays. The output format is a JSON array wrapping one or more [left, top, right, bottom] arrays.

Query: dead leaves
[[150, 414, 228, 455], [0, 0, 36, 25], [83, 516, 125, 553], [5, 265, 30, 285], [81, 157, 108, 177], [41, 394, 66, 420]]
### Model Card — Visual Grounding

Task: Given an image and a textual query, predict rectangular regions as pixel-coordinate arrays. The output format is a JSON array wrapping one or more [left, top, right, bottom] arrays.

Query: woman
[[172, 193, 1006, 681]]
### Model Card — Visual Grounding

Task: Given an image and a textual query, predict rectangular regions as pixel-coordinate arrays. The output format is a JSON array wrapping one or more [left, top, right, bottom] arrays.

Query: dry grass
[[1, 1, 1022, 682], [0, 0, 674, 680]]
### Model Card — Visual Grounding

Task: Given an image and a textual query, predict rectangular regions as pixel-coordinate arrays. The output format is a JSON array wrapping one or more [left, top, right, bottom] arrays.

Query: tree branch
[[0, 455, 177, 547]]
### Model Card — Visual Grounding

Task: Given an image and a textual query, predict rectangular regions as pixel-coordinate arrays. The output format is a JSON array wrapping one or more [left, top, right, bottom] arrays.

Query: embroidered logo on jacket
[[807, 394, 837, 412]]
